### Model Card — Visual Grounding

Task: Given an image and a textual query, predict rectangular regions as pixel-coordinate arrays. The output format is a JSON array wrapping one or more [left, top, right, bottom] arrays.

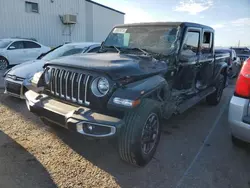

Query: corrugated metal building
[[0, 0, 125, 47]]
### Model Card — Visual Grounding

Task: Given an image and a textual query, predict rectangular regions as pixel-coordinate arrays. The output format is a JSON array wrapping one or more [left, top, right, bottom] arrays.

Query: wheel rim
[[141, 113, 159, 155], [0, 59, 8, 70], [216, 78, 224, 101]]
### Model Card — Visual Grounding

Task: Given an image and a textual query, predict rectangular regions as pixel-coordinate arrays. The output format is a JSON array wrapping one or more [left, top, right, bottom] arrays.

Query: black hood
[[45, 53, 168, 80]]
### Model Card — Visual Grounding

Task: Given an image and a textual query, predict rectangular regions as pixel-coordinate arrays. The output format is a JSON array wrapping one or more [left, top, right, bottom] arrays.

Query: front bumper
[[4, 78, 25, 99], [25, 90, 124, 138], [228, 96, 250, 143]]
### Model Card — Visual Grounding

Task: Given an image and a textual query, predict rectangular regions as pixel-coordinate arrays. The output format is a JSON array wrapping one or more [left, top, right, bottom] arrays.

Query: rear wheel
[[0, 57, 9, 70], [206, 75, 225, 105], [118, 99, 161, 167]]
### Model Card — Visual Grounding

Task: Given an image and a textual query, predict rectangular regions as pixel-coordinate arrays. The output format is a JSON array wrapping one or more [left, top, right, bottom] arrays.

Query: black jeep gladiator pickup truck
[[25, 22, 229, 167]]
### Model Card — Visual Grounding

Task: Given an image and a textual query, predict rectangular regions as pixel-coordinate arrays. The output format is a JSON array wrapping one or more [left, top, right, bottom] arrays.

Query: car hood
[[8, 59, 45, 79], [45, 53, 168, 80]]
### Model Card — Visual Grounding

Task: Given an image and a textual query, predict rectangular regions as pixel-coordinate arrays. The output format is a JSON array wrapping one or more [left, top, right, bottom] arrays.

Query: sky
[[96, 0, 250, 47]]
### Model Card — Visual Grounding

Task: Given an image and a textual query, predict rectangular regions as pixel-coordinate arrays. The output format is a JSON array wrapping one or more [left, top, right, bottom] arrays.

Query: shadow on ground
[[0, 130, 56, 188]]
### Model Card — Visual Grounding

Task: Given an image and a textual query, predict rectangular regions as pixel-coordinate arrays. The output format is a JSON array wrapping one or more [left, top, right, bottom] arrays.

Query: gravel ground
[[0, 81, 249, 188], [0, 90, 119, 188]]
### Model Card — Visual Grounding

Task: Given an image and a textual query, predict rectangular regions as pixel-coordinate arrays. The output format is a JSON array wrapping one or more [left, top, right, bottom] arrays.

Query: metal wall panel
[[0, 0, 124, 47]]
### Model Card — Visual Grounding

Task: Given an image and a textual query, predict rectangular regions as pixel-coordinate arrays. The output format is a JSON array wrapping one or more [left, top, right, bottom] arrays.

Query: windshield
[[104, 25, 179, 55], [42, 45, 88, 61], [233, 48, 250, 55], [0, 40, 12, 48]]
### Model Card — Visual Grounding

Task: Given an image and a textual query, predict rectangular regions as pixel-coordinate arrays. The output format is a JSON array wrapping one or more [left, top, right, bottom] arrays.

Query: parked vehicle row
[[0, 38, 51, 70], [3, 42, 100, 99], [3, 22, 248, 167], [23, 22, 229, 167], [231, 47, 250, 64], [215, 48, 241, 78]]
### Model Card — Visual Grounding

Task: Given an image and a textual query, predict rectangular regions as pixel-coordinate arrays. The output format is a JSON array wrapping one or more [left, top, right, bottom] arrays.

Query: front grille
[[6, 81, 21, 95], [48, 68, 92, 105]]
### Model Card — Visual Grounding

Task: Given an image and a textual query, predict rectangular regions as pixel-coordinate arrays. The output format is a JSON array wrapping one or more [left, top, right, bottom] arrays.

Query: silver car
[[4, 42, 100, 99], [228, 58, 250, 144]]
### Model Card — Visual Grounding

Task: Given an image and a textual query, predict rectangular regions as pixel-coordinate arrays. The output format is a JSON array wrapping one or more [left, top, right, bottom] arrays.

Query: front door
[[6, 41, 26, 64], [197, 30, 214, 89], [173, 28, 201, 97], [23, 41, 42, 61]]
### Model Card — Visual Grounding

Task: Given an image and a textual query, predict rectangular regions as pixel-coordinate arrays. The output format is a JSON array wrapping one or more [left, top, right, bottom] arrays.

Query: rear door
[[198, 29, 214, 89], [5, 41, 26, 64], [173, 27, 201, 96], [23, 41, 42, 61]]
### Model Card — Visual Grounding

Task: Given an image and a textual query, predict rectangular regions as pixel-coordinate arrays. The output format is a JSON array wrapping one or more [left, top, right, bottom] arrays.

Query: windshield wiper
[[130, 48, 150, 56], [118, 47, 149, 56], [102, 45, 120, 53], [123, 48, 168, 59]]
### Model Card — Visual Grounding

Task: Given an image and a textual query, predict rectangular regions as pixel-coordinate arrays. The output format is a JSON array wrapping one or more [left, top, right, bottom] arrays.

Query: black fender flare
[[212, 62, 228, 85], [107, 75, 167, 110]]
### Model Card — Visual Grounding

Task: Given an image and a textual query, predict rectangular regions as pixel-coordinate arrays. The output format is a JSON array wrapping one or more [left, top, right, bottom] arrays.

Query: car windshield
[[216, 49, 232, 56], [104, 25, 179, 55], [41, 45, 88, 61], [0, 40, 12, 48], [233, 48, 250, 55]]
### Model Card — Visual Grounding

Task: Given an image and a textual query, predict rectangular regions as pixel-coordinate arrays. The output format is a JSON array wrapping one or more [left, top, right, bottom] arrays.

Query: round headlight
[[91, 77, 109, 97], [44, 69, 50, 85]]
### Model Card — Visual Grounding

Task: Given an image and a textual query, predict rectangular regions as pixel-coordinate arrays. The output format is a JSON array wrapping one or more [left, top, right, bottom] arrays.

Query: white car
[[0, 38, 51, 70], [4, 42, 101, 99]]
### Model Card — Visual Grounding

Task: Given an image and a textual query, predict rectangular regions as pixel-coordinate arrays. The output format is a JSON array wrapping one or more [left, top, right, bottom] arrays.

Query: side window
[[201, 32, 212, 53], [62, 48, 84, 56], [181, 31, 199, 56], [8, 41, 24, 50], [24, 41, 41, 49], [88, 47, 101, 53]]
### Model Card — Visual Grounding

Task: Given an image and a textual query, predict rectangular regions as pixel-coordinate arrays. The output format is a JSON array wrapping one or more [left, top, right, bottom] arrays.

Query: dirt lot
[[0, 80, 249, 188]]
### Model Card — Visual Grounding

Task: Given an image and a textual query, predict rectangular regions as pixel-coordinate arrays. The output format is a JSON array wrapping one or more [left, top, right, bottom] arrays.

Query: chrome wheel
[[0, 58, 8, 70], [141, 113, 159, 154]]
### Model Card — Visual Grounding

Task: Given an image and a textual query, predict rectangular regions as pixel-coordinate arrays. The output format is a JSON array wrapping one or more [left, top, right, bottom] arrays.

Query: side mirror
[[8, 46, 15, 50]]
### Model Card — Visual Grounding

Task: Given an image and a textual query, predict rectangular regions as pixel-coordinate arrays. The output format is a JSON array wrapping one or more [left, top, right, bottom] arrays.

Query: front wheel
[[206, 75, 225, 105], [118, 99, 161, 167], [0, 57, 9, 70]]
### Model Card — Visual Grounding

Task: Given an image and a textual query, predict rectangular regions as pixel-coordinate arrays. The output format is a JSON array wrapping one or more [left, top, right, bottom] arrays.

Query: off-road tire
[[0, 56, 9, 70], [118, 99, 161, 167], [206, 74, 225, 105]]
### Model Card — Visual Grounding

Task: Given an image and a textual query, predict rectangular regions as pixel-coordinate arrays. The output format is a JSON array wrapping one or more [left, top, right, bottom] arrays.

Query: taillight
[[235, 58, 250, 98]]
